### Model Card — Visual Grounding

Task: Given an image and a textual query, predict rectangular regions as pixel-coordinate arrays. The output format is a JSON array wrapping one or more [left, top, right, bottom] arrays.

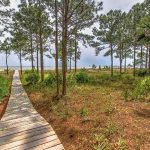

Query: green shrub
[[122, 75, 135, 84], [75, 71, 89, 83], [44, 73, 62, 86], [25, 73, 40, 84], [135, 69, 148, 77], [67, 73, 76, 85], [24, 70, 34, 74], [133, 77, 150, 99], [44, 73, 56, 85], [0, 75, 8, 102]]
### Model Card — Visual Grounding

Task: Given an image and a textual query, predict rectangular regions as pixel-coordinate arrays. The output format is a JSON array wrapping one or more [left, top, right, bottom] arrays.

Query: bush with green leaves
[[67, 73, 76, 85], [133, 77, 150, 99], [44, 73, 62, 86], [75, 71, 89, 83], [44, 73, 56, 85], [135, 69, 148, 77], [25, 73, 40, 84], [0, 75, 8, 102], [24, 70, 34, 74]]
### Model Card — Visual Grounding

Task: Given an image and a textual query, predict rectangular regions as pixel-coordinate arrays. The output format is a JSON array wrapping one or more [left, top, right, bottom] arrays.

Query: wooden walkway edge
[[0, 70, 65, 150]]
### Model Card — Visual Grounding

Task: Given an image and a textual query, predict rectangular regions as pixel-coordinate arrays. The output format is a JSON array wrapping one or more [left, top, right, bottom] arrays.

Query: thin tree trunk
[[140, 45, 143, 69], [119, 43, 123, 74], [62, 0, 68, 96], [74, 12, 77, 72], [30, 33, 34, 72], [55, 0, 59, 96], [133, 45, 136, 76], [38, 19, 44, 81], [36, 34, 39, 74], [110, 43, 113, 76], [146, 44, 148, 69], [6, 50, 8, 75], [148, 45, 150, 75], [70, 53, 72, 72], [124, 48, 127, 72], [19, 49, 23, 75]]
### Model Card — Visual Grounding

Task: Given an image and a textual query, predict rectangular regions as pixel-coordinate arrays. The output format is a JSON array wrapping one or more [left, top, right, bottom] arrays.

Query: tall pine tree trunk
[[30, 33, 34, 72], [119, 43, 123, 74], [74, 12, 77, 72], [62, 0, 68, 96], [19, 49, 23, 75], [36, 34, 39, 74], [140, 45, 143, 69], [110, 43, 113, 76], [133, 45, 136, 76], [70, 54, 72, 72], [146, 44, 148, 69], [148, 45, 150, 75], [124, 48, 127, 72], [6, 50, 8, 75], [55, 0, 59, 96], [39, 26, 44, 81]]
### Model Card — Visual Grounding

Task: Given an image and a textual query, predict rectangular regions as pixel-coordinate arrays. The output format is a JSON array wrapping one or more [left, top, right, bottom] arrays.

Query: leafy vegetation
[[0, 75, 8, 102]]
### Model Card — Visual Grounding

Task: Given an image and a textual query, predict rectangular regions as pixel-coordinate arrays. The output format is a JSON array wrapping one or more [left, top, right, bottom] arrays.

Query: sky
[[0, 0, 145, 68]]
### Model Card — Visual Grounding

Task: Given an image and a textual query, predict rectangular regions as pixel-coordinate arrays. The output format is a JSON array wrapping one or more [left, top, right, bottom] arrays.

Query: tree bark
[[110, 43, 113, 76], [145, 44, 148, 69], [124, 48, 127, 73], [30, 33, 34, 72], [39, 13, 44, 81], [62, 0, 68, 96], [74, 11, 77, 72], [148, 45, 150, 75], [119, 43, 123, 74], [6, 50, 8, 75], [36, 34, 39, 74], [140, 45, 143, 69], [133, 45, 136, 76], [70, 53, 72, 72], [19, 49, 23, 75], [55, 0, 59, 96]]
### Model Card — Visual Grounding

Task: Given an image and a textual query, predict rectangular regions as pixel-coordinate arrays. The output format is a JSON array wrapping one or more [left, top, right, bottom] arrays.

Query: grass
[[0, 70, 14, 119], [21, 69, 150, 150], [0, 71, 13, 103]]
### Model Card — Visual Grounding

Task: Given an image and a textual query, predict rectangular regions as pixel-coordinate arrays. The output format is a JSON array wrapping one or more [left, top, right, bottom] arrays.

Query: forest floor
[[0, 71, 13, 120], [22, 69, 150, 150]]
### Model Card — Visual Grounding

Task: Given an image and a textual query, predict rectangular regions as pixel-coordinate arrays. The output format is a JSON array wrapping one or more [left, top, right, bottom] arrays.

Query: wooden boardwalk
[[0, 71, 64, 150]]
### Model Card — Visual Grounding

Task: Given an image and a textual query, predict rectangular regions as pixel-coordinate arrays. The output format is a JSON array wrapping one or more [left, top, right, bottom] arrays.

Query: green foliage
[[75, 71, 89, 83], [135, 69, 148, 77], [133, 77, 150, 99], [67, 73, 77, 85], [44, 73, 62, 86], [93, 134, 111, 150], [44, 73, 56, 85], [25, 73, 40, 84], [67, 71, 89, 85], [0, 75, 8, 102], [24, 70, 34, 74]]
